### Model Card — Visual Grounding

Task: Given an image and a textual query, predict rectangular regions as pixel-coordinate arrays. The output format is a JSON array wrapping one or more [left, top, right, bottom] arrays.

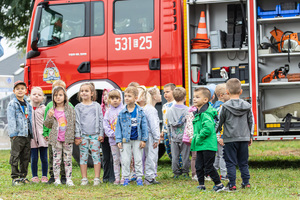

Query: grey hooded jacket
[[216, 99, 254, 143]]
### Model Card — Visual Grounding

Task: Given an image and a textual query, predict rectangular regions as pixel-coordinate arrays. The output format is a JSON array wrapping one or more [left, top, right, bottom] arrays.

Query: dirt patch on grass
[[254, 149, 300, 157]]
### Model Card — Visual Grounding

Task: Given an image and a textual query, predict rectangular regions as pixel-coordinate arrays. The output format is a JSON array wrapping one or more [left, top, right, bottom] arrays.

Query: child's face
[[163, 86, 173, 102], [193, 91, 208, 108], [103, 90, 108, 104], [154, 90, 162, 103], [54, 90, 65, 105], [80, 85, 93, 101], [110, 96, 121, 108], [13, 85, 27, 99], [30, 89, 44, 104], [124, 92, 137, 105]]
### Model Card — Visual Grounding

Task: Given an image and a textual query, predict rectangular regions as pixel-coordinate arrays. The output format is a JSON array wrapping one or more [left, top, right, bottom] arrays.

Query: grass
[[0, 141, 300, 199]]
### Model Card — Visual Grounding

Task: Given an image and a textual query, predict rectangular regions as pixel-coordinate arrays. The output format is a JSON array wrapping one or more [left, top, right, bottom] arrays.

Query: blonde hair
[[146, 86, 159, 105], [52, 80, 66, 89], [125, 86, 139, 97], [128, 82, 140, 87], [226, 78, 241, 95], [137, 85, 147, 103], [108, 90, 121, 99], [52, 86, 68, 107], [173, 87, 186, 102], [194, 87, 211, 100], [77, 83, 97, 102], [215, 83, 226, 98]]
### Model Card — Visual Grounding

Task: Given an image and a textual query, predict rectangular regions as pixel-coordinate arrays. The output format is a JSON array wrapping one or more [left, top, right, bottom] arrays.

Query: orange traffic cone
[[191, 11, 210, 49]]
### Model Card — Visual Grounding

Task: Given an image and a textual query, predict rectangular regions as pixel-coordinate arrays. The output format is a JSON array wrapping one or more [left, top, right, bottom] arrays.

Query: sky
[[0, 37, 18, 61]]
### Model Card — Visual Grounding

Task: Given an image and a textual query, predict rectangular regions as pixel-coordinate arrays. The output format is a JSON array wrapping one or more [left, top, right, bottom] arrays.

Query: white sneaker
[[192, 175, 198, 181], [81, 178, 88, 186], [66, 180, 75, 187], [205, 176, 212, 181], [93, 178, 101, 186], [54, 179, 61, 186]]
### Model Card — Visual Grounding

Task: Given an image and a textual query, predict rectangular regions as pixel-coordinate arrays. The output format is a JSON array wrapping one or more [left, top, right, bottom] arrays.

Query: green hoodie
[[190, 103, 218, 152]]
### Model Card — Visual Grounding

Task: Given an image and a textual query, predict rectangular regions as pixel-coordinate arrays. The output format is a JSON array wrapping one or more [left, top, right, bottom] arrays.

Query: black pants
[[101, 137, 115, 182], [10, 136, 31, 179], [224, 142, 250, 187], [48, 144, 65, 178], [196, 150, 221, 185]]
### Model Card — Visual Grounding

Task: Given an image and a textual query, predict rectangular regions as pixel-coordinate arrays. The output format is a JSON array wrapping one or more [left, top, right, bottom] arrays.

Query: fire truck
[[25, 0, 300, 153]]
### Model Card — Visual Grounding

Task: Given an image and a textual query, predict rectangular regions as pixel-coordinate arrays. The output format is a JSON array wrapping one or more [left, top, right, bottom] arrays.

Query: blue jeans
[[224, 142, 250, 187], [31, 147, 48, 177]]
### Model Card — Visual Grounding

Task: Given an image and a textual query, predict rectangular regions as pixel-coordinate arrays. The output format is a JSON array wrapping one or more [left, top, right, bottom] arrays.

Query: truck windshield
[[37, 4, 85, 47], [114, 0, 154, 34]]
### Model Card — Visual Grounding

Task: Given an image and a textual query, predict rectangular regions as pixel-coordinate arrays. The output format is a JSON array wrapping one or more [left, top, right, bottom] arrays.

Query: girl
[[44, 86, 75, 186], [75, 83, 103, 186], [103, 89, 124, 185], [100, 89, 115, 183], [143, 86, 161, 185], [30, 87, 48, 183]]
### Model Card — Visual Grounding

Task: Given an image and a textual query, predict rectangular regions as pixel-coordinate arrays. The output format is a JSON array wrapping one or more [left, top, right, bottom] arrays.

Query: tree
[[0, 0, 33, 50]]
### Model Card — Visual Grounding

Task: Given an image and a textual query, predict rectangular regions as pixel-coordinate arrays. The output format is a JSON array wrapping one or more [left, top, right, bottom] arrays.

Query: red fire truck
[[25, 0, 300, 149]]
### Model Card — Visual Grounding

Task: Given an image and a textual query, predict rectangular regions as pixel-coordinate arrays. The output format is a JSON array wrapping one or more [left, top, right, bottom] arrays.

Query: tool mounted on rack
[[262, 64, 300, 83]]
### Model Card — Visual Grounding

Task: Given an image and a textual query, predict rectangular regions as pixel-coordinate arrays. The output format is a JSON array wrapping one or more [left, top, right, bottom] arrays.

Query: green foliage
[[0, 0, 33, 49]]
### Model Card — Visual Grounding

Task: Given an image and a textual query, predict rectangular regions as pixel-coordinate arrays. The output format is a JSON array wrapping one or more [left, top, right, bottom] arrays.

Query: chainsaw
[[262, 64, 300, 83], [270, 27, 300, 53]]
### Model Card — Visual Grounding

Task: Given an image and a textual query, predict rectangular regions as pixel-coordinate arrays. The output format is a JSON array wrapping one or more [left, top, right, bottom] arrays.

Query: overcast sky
[[0, 37, 18, 61]]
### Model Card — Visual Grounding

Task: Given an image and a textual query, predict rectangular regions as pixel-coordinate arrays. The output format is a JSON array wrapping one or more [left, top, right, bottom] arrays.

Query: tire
[[158, 143, 166, 160], [72, 144, 94, 168]]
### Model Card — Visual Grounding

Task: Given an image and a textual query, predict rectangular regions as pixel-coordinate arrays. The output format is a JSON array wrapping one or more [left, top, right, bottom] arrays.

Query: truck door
[[108, 0, 160, 88], [29, 0, 91, 90]]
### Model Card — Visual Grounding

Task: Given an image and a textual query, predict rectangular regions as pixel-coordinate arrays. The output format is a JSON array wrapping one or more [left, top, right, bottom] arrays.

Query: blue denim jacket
[[7, 95, 33, 138], [115, 104, 148, 144]]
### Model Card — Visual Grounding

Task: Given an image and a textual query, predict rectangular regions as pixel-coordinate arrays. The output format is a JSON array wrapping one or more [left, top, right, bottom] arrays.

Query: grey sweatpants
[[120, 140, 143, 180], [171, 141, 190, 175], [144, 136, 158, 180], [213, 143, 227, 177]]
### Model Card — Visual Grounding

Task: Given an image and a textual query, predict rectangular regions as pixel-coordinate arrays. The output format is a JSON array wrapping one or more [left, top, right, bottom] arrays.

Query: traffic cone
[[191, 11, 210, 49]]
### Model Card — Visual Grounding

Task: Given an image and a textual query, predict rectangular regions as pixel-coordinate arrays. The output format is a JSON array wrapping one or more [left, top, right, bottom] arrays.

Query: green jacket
[[43, 101, 74, 137], [190, 103, 218, 152]]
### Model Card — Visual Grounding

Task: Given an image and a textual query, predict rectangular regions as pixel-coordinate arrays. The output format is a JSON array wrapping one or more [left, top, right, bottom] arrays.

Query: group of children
[[7, 78, 253, 191]]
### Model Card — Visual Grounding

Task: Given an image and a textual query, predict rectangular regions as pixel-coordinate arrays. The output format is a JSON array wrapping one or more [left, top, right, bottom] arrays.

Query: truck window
[[114, 0, 154, 34], [92, 1, 104, 36], [37, 4, 85, 47]]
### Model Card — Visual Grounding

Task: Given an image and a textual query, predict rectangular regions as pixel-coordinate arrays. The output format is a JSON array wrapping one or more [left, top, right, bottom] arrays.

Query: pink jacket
[[31, 104, 48, 148]]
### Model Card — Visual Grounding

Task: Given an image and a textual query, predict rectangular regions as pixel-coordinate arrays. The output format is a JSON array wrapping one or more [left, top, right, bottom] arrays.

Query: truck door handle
[[149, 58, 160, 70], [77, 62, 90, 73]]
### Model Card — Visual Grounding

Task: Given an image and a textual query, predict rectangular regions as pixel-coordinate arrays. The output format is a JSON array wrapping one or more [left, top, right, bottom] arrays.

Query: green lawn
[[0, 141, 300, 199]]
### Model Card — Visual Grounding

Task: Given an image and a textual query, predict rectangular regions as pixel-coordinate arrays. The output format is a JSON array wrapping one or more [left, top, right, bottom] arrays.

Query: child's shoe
[[213, 183, 226, 192], [130, 174, 137, 182], [123, 178, 130, 186], [66, 179, 75, 187], [54, 179, 62, 186], [31, 176, 39, 183], [226, 183, 237, 191], [81, 178, 88, 186], [12, 178, 23, 186], [197, 185, 206, 191], [113, 179, 120, 185], [47, 176, 55, 184], [120, 179, 125, 185], [93, 178, 101, 186], [144, 178, 161, 185], [241, 183, 251, 189], [21, 178, 30, 184], [204, 176, 212, 181], [220, 175, 229, 181], [182, 173, 190, 179], [173, 175, 180, 179], [61, 176, 67, 185], [136, 178, 143, 186], [192, 175, 198, 181], [41, 176, 48, 183]]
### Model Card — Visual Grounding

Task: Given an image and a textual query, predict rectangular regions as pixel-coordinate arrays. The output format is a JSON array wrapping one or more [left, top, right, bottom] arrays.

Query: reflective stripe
[[197, 28, 207, 34]]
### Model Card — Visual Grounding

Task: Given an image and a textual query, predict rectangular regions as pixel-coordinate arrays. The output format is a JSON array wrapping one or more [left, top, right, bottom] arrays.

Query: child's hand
[[160, 132, 164, 140], [44, 136, 48, 141], [153, 142, 158, 149], [12, 136, 16, 140], [248, 138, 253, 146], [189, 138, 192, 143], [139, 141, 146, 149], [75, 138, 82, 145], [48, 109, 54, 117], [98, 136, 104, 143], [117, 143, 123, 149], [218, 138, 224, 146]]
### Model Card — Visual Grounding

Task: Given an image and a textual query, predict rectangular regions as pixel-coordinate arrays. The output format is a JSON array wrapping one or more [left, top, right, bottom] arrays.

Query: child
[[213, 83, 230, 181], [191, 87, 225, 192], [44, 86, 76, 186], [160, 83, 176, 160], [74, 83, 103, 186], [115, 86, 148, 186], [7, 81, 33, 185], [216, 78, 253, 190], [103, 89, 124, 185], [166, 87, 189, 178], [143, 86, 161, 185], [99, 88, 115, 183], [43, 80, 73, 184], [30, 87, 48, 183]]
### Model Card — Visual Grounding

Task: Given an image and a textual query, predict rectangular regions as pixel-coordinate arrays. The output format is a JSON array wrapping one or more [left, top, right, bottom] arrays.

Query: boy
[[7, 81, 33, 185], [160, 83, 176, 160], [191, 87, 225, 192], [166, 87, 189, 178], [213, 83, 230, 180], [216, 78, 253, 191], [115, 86, 148, 186], [43, 80, 73, 184]]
